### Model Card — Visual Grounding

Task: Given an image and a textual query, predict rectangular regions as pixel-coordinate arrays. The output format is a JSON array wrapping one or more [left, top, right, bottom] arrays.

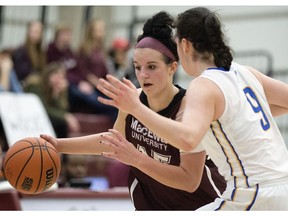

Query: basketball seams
[[3, 137, 60, 194], [3, 140, 34, 189], [44, 141, 60, 179], [3, 146, 33, 167], [34, 137, 44, 193], [15, 146, 35, 190]]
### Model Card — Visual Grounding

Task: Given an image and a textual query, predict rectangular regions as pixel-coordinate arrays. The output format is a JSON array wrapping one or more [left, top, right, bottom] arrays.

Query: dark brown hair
[[175, 7, 233, 70], [137, 11, 179, 63]]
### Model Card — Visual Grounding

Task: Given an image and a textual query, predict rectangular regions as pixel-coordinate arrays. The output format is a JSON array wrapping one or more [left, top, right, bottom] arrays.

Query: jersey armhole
[[200, 75, 228, 122]]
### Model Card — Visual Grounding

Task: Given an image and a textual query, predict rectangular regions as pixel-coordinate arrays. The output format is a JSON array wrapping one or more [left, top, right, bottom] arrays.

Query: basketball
[[2, 137, 61, 194]]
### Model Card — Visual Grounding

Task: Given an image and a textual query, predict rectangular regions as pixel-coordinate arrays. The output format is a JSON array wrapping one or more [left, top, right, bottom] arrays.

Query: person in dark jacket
[[12, 20, 46, 89]]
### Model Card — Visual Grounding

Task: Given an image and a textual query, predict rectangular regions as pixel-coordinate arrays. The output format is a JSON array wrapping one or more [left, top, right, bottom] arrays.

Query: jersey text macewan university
[[130, 117, 171, 162]]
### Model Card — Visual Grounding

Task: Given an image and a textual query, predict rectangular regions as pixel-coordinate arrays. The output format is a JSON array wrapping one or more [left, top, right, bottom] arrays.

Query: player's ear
[[182, 38, 192, 54], [169, 61, 178, 76]]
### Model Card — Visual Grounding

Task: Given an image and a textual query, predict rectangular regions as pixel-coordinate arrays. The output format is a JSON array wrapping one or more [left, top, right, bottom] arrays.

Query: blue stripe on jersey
[[211, 121, 250, 188], [207, 67, 228, 71], [246, 184, 259, 210], [216, 184, 259, 210], [215, 200, 226, 211], [210, 123, 234, 177], [231, 177, 237, 200]]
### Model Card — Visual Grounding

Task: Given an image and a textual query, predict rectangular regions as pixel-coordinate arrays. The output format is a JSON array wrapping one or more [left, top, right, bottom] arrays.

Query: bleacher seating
[[68, 113, 114, 137]]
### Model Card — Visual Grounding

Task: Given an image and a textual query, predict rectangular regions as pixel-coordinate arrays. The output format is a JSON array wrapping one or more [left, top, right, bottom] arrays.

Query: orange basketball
[[2, 137, 61, 194]]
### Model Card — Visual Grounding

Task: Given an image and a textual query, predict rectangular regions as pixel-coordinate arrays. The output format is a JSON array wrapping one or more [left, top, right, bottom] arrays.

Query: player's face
[[133, 48, 175, 98]]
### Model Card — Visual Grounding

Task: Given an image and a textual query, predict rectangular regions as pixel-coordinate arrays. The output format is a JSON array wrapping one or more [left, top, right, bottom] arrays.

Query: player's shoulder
[[188, 76, 221, 96]]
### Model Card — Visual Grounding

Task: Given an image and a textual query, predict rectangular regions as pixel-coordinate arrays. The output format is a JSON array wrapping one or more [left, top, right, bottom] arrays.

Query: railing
[[233, 50, 274, 77]]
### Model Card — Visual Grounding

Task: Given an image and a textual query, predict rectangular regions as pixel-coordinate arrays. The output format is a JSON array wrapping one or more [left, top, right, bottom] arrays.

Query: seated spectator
[[59, 154, 109, 191], [68, 18, 118, 120], [107, 38, 130, 79], [46, 23, 79, 78], [12, 20, 46, 89], [0, 50, 23, 93], [25, 62, 80, 138], [78, 18, 107, 88], [58, 154, 88, 187], [107, 38, 140, 88]]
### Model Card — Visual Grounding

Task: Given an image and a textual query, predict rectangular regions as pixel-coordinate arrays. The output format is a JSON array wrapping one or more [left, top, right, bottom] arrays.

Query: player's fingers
[[101, 152, 116, 159], [101, 134, 120, 147], [106, 74, 127, 90], [108, 129, 125, 143], [40, 134, 56, 145], [40, 134, 49, 140], [123, 77, 137, 89], [97, 79, 118, 99], [97, 96, 116, 107]]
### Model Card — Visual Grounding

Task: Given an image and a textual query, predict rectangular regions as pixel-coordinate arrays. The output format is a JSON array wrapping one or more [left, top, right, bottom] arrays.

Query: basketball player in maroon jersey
[[41, 11, 226, 210]]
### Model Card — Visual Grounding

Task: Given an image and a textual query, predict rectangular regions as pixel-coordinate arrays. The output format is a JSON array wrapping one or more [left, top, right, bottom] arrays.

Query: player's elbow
[[178, 134, 198, 152], [182, 177, 201, 193]]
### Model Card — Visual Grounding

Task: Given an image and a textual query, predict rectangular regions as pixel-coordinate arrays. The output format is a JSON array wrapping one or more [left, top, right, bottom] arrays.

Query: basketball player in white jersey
[[97, 7, 288, 210]]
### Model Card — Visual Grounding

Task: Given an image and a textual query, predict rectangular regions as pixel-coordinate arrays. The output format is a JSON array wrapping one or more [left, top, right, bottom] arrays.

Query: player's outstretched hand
[[100, 129, 143, 167], [97, 74, 141, 115], [40, 134, 59, 151]]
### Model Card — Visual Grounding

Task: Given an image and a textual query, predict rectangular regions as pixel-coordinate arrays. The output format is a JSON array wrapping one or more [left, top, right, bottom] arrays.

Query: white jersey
[[200, 62, 288, 189]]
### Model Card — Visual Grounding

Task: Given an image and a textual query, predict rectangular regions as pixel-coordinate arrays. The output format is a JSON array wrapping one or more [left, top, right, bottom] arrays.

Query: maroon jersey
[[125, 85, 226, 210]]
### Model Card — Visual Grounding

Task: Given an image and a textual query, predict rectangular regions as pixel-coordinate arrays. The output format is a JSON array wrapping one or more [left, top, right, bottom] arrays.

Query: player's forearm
[[57, 132, 111, 155], [270, 104, 288, 117], [134, 153, 200, 192]]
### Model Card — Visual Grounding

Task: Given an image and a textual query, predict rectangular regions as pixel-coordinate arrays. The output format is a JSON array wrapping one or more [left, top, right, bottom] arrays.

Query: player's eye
[[134, 65, 141, 71], [148, 65, 156, 70]]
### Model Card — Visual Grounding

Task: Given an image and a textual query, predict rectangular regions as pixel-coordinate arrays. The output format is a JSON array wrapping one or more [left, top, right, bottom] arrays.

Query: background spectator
[[59, 154, 110, 191], [0, 50, 23, 93], [78, 18, 108, 87], [25, 62, 80, 138], [46, 23, 80, 82], [12, 20, 46, 89], [68, 18, 118, 120], [107, 38, 130, 79], [106, 37, 139, 88], [59, 154, 89, 187]]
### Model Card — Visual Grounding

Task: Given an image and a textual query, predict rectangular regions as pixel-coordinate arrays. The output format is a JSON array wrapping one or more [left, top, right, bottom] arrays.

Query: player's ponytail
[[175, 7, 233, 70]]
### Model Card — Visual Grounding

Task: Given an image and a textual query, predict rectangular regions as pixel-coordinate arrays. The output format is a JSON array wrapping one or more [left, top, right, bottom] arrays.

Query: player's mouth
[[143, 83, 153, 88]]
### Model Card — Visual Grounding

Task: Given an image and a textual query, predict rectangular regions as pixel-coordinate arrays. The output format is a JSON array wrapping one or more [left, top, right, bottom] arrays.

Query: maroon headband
[[135, 37, 176, 61]]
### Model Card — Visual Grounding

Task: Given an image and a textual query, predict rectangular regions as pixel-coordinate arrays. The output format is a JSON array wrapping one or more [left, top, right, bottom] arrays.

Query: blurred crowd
[[1, 19, 138, 138], [0, 19, 133, 190]]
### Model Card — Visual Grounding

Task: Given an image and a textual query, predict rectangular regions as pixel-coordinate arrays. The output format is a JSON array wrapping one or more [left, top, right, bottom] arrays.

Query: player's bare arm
[[247, 66, 288, 116], [101, 129, 206, 192]]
